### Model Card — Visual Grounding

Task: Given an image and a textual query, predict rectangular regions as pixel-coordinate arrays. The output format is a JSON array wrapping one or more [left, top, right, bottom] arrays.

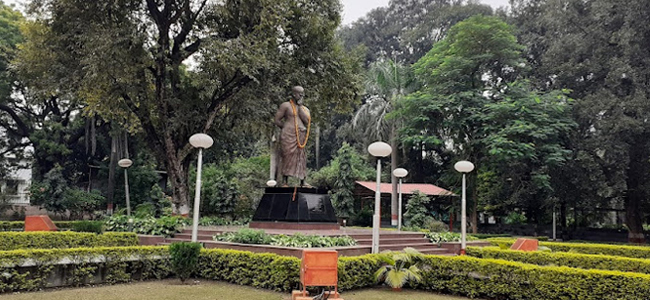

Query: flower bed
[[213, 229, 357, 248]]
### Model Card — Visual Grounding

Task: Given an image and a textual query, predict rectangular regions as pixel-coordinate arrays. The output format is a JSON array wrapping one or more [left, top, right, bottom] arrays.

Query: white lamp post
[[117, 158, 133, 216], [189, 133, 214, 242], [368, 141, 392, 254], [454, 160, 474, 255], [393, 168, 408, 232]]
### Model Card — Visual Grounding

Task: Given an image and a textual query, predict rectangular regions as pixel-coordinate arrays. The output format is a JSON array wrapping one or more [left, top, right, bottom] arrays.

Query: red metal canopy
[[355, 181, 456, 196]]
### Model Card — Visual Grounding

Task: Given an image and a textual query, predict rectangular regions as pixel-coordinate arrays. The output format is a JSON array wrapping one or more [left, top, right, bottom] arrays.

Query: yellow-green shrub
[[467, 246, 650, 274], [0, 232, 138, 250], [488, 238, 650, 259], [0, 246, 170, 293]]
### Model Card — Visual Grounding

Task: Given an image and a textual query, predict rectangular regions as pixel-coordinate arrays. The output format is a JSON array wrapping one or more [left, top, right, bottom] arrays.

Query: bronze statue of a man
[[274, 86, 311, 186]]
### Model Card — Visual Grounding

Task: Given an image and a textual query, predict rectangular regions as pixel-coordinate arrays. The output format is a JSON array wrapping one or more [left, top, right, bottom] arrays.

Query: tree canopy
[[19, 0, 362, 212]]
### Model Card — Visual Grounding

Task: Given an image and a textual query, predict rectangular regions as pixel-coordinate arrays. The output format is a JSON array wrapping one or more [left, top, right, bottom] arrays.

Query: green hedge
[[416, 255, 650, 300], [467, 246, 650, 274], [0, 221, 24, 231], [4, 245, 650, 299], [0, 246, 171, 292], [488, 238, 650, 259], [197, 248, 301, 292], [196, 249, 650, 298], [0, 232, 138, 250]]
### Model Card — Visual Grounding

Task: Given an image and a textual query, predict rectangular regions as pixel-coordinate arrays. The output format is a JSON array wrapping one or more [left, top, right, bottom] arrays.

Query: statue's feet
[[281, 184, 290, 187], [300, 183, 314, 188]]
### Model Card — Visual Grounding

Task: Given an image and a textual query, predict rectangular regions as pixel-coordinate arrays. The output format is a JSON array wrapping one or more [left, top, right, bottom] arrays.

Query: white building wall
[[1, 160, 32, 204]]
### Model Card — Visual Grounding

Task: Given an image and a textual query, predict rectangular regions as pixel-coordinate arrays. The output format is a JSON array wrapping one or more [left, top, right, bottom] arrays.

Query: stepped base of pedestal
[[252, 187, 338, 225]]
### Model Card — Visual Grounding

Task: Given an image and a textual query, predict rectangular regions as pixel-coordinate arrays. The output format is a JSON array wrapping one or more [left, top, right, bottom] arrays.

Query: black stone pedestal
[[250, 187, 339, 230]]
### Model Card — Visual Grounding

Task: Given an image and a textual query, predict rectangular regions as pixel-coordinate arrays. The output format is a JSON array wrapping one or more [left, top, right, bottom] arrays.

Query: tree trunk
[[471, 174, 478, 234], [560, 201, 567, 240], [624, 139, 648, 244], [390, 124, 398, 227], [625, 191, 645, 244], [166, 150, 192, 216], [106, 136, 117, 215], [315, 125, 321, 169]]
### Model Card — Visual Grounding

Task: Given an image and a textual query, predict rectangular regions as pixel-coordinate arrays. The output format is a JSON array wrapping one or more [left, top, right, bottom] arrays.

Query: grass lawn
[[1, 280, 473, 300]]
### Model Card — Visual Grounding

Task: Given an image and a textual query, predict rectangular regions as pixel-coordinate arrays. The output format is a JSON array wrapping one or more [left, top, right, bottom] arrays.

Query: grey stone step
[[378, 243, 441, 251], [356, 237, 430, 245]]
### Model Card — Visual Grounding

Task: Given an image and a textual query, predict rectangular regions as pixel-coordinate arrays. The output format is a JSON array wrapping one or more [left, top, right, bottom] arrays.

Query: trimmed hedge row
[[196, 249, 650, 298], [197, 248, 300, 291], [467, 246, 650, 274], [416, 255, 650, 300], [488, 238, 650, 259], [4, 245, 650, 299], [0, 232, 138, 250], [0, 246, 171, 293], [0, 221, 24, 231]]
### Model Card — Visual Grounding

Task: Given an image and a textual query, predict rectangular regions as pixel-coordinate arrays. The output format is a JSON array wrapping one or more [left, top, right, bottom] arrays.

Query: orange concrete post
[[25, 215, 58, 231], [510, 238, 539, 251]]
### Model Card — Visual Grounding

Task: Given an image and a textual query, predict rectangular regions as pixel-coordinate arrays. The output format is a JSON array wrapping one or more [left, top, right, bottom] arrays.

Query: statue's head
[[292, 86, 305, 104]]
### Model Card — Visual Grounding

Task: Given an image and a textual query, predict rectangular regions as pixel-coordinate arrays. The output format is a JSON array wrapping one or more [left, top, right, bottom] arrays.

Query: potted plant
[[374, 247, 423, 291]]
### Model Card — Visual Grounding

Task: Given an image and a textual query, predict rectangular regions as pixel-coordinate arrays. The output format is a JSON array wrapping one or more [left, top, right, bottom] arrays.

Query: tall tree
[[23, 0, 361, 213], [396, 15, 574, 233], [353, 58, 415, 226], [339, 0, 492, 64], [510, 0, 650, 242], [330, 143, 356, 220]]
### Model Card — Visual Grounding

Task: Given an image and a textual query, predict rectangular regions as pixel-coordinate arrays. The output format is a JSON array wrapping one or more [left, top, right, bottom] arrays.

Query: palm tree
[[374, 247, 423, 290], [353, 58, 416, 226]]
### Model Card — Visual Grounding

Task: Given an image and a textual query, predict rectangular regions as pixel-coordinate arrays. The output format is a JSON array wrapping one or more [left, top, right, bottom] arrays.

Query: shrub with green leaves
[[214, 228, 273, 244], [104, 215, 190, 237], [467, 246, 650, 274], [213, 229, 356, 248], [0, 232, 138, 250], [271, 233, 356, 248], [68, 220, 104, 233], [404, 191, 434, 228], [169, 242, 202, 283], [425, 232, 478, 244]]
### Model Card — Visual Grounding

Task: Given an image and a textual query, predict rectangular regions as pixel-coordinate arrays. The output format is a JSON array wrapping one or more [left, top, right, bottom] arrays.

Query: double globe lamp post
[[454, 160, 474, 255], [367, 142, 392, 254], [189, 133, 214, 242]]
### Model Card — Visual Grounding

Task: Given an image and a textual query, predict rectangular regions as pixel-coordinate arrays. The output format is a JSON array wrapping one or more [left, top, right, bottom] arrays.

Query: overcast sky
[[341, 0, 510, 25]]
